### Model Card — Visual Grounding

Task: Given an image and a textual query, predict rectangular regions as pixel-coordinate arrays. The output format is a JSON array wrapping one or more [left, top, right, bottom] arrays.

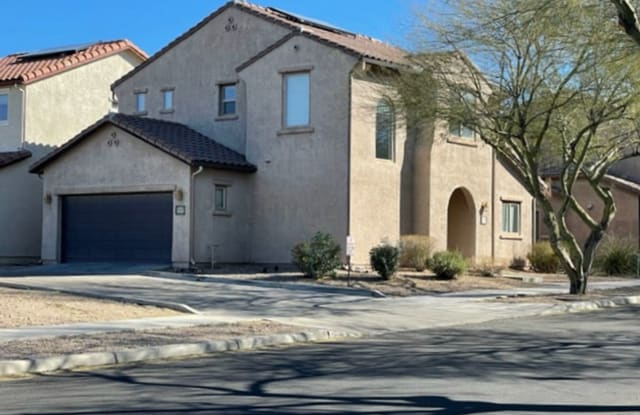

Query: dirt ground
[[0, 287, 182, 329], [0, 320, 305, 360]]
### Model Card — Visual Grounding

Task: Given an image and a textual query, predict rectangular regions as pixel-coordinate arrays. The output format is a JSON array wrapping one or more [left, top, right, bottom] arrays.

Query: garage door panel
[[62, 193, 172, 263]]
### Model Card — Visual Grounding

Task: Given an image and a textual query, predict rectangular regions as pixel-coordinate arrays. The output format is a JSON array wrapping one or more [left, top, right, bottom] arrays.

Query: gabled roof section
[[0, 40, 147, 86], [112, 1, 407, 89], [30, 113, 257, 174], [0, 150, 31, 169]]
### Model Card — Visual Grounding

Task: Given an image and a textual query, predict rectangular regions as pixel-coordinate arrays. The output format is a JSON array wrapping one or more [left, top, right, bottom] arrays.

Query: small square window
[[162, 89, 174, 111], [214, 185, 228, 212], [449, 122, 474, 139], [135, 92, 147, 113], [0, 93, 8, 123], [219, 84, 236, 116], [501, 201, 521, 234], [283, 72, 310, 128]]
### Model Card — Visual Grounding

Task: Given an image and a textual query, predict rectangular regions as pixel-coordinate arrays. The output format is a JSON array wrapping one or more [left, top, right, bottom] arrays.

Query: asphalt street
[[2, 306, 639, 414]]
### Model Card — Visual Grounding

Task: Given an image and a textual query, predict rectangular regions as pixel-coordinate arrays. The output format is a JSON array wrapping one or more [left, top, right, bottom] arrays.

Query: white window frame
[[501, 200, 521, 234], [219, 84, 237, 116], [282, 71, 310, 128], [161, 88, 174, 112], [214, 184, 228, 213], [134, 90, 147, 114], [0, 91, 8, 125]]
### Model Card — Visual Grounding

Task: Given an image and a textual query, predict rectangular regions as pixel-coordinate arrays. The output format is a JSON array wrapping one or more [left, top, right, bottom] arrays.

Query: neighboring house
[[538, 160, 640, 246], [30, 2, 533, 268], [0, 40, 147, 264]]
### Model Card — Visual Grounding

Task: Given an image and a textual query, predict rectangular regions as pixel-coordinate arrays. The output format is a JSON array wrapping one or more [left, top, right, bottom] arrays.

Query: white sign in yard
[[346, 235, 355, 257]]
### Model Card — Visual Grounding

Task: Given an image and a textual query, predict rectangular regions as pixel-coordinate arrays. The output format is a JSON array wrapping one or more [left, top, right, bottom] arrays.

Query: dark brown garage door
[[61, 193, 173, 263]]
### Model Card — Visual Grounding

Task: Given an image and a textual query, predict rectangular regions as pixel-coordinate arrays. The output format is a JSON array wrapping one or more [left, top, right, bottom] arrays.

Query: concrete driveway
[[0, 264, 588, 335]]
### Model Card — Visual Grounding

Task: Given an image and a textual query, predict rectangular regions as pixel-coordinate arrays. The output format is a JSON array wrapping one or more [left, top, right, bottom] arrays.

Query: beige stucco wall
[[413, 120, 532, 265], [348, 71, 408, 265], [0, 86, 24, 151], [24, 52, 142, 146], [193, 169, 253, 264], [540, 178, 639, 247], [239, 35, 357, 263], [39, 125, 192, 266], [113, 7, 289, 155]]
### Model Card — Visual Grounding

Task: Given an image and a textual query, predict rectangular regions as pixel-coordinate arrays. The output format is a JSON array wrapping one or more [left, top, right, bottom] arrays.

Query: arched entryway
[[447, 187, 476, 259]]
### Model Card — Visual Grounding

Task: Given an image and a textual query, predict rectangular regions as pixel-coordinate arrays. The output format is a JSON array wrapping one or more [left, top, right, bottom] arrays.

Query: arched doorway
[[447, 187, 476, 259]]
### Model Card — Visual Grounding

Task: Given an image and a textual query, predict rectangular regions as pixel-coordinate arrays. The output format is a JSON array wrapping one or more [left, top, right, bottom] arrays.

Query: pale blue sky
[[1, 1, 428, 57]]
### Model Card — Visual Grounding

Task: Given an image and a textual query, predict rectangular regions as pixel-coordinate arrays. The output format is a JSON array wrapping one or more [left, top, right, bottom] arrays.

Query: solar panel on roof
[[18, 42, 96, 60], [267, 7, 354, 35]]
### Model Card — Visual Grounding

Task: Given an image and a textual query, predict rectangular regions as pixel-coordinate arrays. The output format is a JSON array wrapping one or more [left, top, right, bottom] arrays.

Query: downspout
[[491, 147, 496, 262], [190, 166, 204, 267]]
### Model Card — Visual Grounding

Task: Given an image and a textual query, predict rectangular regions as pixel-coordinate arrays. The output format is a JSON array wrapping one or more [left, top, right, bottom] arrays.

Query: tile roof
[[30, 113, 257, 174], [113, 1, 407, 89], [0, 40, 147, 86], [0, 150, 31, 168]]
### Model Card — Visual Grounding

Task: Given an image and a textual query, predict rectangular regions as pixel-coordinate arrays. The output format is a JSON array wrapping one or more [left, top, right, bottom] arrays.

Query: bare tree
[[611, 0, 640, 45], [395, 0, 640, 294]]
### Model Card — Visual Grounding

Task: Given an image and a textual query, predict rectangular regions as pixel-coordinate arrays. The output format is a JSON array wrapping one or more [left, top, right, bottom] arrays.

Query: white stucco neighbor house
[[0, 40, 146, 264], [30, 1, 534, 268]]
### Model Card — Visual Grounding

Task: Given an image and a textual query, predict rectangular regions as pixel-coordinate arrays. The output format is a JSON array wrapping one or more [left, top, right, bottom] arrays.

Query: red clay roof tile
[[0, 40, 147, 86]]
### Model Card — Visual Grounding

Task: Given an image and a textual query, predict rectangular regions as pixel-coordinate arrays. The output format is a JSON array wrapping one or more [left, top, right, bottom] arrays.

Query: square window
[[135, 92, 147, 113], [449, 122, 474, 139], [214, 185, 227, 212], [162, 89, 174, 111], [283, 72, 309, 127], [501, 201, 521, 234], [219, 84, 236, 116], [0, 93, 7, 123]]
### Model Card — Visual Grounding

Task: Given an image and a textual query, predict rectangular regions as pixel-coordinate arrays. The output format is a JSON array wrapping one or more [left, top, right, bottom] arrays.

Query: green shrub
[[291, 232, 341, 279], [527, 242, 560, 273], [595, 236, 637, 276], [370, 244, 400, 280], [399, 235, 433, 271], [475, 260, 504, 277], [428, 250, 467, 279], [510, 256, 527, 271]]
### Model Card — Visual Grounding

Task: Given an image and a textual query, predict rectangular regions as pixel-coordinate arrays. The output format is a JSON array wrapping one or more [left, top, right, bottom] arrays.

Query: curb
[[144, 270, 384, 298], [538, 295, 640, 316], [0, 281, 199, 315], [0, 329, 361, 377]]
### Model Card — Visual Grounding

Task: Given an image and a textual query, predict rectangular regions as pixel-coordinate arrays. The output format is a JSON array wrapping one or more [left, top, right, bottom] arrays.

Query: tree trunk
[[568, 268, 588, 294]]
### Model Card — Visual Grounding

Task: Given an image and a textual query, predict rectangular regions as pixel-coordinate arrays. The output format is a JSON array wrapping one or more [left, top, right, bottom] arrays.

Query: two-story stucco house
[[30, 2, 533, 268], [0, 40, 146, 264]]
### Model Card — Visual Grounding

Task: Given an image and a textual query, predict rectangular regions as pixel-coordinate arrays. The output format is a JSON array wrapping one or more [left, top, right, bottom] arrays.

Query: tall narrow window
[[162, 89, 174, 111], [135, 92, 147, 113], [219, 84, 236, 116], [283, 72, 309, 127], [375, 100, 394, 160], [0, 93, 7, 123], [449, 92, 475, 139], [501, 201, 521, 233], [214, 185, 228, 212]]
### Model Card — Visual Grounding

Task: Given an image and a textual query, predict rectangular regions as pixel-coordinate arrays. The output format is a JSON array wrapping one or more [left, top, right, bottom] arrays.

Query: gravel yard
[[0, 320, 306, 360], [0, 287, 181, 328]]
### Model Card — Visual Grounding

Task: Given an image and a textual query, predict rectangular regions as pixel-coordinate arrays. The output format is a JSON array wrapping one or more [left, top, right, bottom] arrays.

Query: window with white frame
[[283, 72, 310, 128], [214, 185, 228, 212], [135, 91, 147, 113], [219, 84, 236, 116], [375, 99, 394, 160], [162, 89, 174, 111], [0, 93, 7, 123], [501, 201, 521, 233], [449, 92, 475, 139]]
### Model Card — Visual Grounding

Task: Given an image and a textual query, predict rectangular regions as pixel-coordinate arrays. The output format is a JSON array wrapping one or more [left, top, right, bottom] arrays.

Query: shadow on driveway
[[0, 263, 166, 277]]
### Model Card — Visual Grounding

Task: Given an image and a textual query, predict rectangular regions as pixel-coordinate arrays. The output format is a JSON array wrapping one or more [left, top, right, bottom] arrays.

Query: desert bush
[[476, 260, 504, 277], [399, 235, 433, 271], [428, 250, 467, 279], [370, 244, 400, 280], [527, 242, 560, 273], [594, 236, 637, 276], [291, 232, 341, 279], [509, 256, 527, 271]]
